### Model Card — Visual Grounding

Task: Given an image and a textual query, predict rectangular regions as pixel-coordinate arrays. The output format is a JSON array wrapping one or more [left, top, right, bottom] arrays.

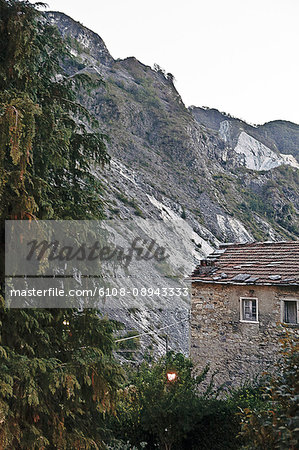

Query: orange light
[[166, 372, 177, 382]]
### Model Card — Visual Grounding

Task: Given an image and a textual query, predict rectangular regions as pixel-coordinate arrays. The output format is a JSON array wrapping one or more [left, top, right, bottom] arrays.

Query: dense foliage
[[240, 331, 299, 450], [0, 1, 120, 448], [108, 352, 265, 450], [0, 309, 123, 448], [0, 0, 109, 220]]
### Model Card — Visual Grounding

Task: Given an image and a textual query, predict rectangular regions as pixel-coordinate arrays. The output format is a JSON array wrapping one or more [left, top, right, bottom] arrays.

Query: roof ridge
[[218, 240, 299, 249]]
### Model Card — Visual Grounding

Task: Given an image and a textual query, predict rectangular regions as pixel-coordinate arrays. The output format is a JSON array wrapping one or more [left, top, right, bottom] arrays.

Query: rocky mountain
[[46, 11, 299, 357], [191, 107, 299, 170]]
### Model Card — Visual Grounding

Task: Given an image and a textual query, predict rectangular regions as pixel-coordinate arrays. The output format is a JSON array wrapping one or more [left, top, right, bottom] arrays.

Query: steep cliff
[[45, 11, 299, 355]]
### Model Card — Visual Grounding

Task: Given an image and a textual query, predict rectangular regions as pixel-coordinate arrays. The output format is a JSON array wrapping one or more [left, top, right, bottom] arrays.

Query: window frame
[[281, 299, 299, 325], [240, 297, 259, 323]]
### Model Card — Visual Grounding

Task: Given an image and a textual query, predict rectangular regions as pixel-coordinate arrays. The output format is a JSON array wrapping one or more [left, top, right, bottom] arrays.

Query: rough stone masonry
[[190, 242, 299, 387]]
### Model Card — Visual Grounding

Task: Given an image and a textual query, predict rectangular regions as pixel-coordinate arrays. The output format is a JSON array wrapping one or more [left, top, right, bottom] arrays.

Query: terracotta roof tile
[[191, 242, 299, 285]]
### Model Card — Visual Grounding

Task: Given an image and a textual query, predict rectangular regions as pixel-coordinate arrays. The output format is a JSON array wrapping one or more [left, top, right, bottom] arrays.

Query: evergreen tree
[[0, 1, 121, 448], [0, 0, 109, 220]]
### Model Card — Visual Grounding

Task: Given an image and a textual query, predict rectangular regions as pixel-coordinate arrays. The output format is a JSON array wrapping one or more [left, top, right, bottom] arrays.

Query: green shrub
[[107, 353, 265, 449]]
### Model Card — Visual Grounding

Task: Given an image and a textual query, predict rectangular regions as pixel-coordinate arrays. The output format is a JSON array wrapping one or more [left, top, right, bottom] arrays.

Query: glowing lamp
[[166, 371, 177, 382]]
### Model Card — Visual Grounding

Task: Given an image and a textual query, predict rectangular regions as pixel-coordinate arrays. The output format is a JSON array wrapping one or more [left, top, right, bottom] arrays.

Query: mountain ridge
[[44, 11, 299, 355], [46, 10, 299, 242]]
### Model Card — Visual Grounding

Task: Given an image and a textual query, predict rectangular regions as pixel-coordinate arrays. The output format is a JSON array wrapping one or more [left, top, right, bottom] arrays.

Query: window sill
[[240, 320, 259, 324]]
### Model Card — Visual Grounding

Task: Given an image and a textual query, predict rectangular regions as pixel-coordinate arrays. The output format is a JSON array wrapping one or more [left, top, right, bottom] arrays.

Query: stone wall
[[190, 282, 299, 387]]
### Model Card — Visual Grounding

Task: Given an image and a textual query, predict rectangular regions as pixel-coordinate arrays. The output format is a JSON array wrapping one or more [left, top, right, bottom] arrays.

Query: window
[[240, 297, 258, 322], [283, 300, 298, 324]]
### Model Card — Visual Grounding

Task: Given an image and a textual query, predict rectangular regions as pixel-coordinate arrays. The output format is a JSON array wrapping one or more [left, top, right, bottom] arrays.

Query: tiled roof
[[191, 242, 299, 286]]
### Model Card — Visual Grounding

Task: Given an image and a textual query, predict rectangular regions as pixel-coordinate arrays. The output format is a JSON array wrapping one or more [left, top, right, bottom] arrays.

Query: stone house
[[190, 242, 299, 387]]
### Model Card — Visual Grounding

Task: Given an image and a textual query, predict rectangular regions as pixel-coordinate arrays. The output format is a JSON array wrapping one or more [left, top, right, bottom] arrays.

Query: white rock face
[[280, 154, 299, 167], [216, 214, 253, 243], [147, 194, 215, 261], [219, 120, 231, 143], [234, 132, 299, 171]]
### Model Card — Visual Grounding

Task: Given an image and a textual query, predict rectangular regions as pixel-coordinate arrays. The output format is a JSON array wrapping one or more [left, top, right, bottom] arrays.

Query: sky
[[34, 0, 298, 125]]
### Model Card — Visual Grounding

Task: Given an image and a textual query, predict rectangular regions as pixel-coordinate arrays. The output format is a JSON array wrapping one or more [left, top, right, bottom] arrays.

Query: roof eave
[[190, 279, 299, 287]]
